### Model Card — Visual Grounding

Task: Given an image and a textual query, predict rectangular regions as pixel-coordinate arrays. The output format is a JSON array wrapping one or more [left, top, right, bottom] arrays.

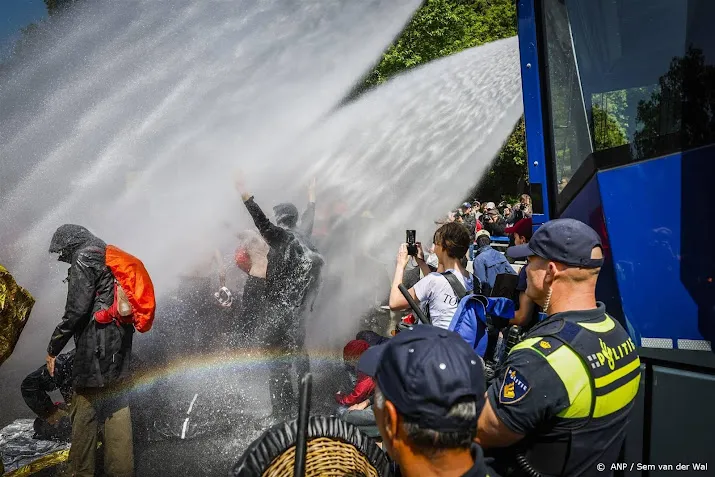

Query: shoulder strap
[[531, 319, 597, 426], [441, 271, 468, 300]]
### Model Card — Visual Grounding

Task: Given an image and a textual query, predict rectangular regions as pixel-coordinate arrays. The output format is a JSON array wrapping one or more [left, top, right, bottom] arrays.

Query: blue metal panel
[[559, 174, 628, 332], [597, 154, 702, 344], [516, 0, 551, 225]]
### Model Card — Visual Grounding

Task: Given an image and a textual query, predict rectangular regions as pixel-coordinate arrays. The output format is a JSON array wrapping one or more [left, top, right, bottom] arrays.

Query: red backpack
[[94, 245, 156, 333]]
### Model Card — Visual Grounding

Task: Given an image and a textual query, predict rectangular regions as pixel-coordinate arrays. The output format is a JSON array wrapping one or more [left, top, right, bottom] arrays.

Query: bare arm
[[511, 291, 534, 326], [413, 242, 433, 277], [476, 396, 525, 448], [389, 244, 419, 311]]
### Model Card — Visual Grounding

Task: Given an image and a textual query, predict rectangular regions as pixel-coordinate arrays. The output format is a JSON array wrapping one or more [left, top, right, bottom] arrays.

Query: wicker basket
[[231, 416, 392, 477], [263, 437, 378, 477]]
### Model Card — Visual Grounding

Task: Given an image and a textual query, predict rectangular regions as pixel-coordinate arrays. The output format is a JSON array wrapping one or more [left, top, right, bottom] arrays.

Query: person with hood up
[[46, 224, 134, 477], [235, 175, 324, 428]]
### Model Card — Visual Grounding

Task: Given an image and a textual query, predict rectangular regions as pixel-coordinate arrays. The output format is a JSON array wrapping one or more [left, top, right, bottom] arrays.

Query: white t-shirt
[[413, 270, 474, 329]]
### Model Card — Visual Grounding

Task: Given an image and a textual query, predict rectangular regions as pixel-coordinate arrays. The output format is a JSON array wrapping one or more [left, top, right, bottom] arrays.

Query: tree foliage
[[635, 47, 715, 158], [44, 0, 77, 16], [592, 104, 628, 151], [364, 0, 517, 87], [360, 0, 526, 202]]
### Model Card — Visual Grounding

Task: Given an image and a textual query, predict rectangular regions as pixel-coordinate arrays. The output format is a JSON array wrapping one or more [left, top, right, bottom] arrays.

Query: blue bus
[[516, 0, 715, 472]]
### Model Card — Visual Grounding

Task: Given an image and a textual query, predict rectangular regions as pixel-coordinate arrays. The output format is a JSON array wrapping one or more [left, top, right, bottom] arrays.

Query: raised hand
[[308, 177, 316, 203]]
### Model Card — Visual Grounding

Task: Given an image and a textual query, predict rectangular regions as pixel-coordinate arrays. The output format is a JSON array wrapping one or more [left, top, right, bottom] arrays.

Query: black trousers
[[261, 309, 310, 418]]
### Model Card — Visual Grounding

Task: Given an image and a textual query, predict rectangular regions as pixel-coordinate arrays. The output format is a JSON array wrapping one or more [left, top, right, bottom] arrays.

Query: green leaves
[[362, 0, 526, 202], [366, 0, 517, 87]]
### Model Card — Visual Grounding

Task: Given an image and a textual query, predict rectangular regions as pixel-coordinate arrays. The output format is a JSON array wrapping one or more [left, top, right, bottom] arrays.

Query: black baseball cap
[[507, 218, 603, 268], [358, 326, 485, 432]]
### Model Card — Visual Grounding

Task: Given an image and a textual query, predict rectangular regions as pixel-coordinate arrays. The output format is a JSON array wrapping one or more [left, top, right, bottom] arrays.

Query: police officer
[[477, 219, 640, 477]]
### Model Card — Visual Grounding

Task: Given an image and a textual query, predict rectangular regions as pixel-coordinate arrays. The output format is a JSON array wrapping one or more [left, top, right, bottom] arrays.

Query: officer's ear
[[545, 261, 559, 284], [383, 400, 399, 442]]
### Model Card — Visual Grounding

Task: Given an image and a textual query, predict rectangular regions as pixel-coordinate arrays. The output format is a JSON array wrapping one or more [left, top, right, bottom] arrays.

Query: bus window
[[541, 0, 715, 201]]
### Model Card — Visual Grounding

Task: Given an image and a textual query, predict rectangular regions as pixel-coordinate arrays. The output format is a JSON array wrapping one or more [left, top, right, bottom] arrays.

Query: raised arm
[[299, 177, 317, 237], [234, 172, 290, 248], [299, 202, 316, 237], [243, 196, 289, 248], [389, 244, 420, 311]]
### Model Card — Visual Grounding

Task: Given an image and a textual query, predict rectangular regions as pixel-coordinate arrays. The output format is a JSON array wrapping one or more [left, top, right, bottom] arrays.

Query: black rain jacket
[[243, 198, 323, 316], [47, 225, 133, 389]]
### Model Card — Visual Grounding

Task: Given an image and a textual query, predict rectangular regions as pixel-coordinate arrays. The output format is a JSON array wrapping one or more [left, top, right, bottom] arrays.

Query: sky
[[0, 0, 48, 59]]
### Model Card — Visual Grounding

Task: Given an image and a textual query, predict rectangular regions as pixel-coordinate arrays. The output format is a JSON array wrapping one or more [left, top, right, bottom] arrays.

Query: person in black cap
[[359, 326, 499, 477], [476, 219, 640, 477]]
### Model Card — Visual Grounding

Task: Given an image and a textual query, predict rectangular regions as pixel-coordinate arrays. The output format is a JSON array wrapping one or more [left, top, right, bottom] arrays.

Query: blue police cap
[[358, 326, 485, 432], [507, 218, 604, 268]]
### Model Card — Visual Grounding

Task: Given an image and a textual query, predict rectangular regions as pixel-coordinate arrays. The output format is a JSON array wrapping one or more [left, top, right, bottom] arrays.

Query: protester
[[46, 224, 135, 477], [335, 337, 383, 438], [472, 230, 516, 296], [482, 204, 506, 237], [462, 203, 478, 259], [359, 326, 498, 477], [21, 350, 75, 441], [520, 194, 532, 215], [478, 219, 639, 476], [472, 201, 482, 222], [389, 223, 477, 329], [235, 176, 324, 428], [233, 230, 270, 340], [335, 340, 375, 407]]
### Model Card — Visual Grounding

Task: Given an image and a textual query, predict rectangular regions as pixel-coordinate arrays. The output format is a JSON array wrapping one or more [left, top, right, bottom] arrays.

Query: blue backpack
[[442, 271, 515, 356]]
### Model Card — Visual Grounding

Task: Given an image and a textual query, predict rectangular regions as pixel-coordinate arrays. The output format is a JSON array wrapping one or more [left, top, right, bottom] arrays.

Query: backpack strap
[[441, 271, 472, 300]]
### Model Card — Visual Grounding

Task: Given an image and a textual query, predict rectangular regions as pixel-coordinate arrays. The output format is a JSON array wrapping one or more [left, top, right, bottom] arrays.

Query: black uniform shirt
[[487, 339, 570, 434], [487, 304, 635, 476], [462, 445, 501, 477]]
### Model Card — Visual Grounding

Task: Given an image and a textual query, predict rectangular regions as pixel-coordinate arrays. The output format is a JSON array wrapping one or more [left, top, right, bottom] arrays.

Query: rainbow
[[128, 347, 345, 393]]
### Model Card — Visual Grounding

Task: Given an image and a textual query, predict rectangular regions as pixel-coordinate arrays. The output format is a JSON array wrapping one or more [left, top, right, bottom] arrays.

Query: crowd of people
[[1, 182, 642, 477], [328, 195, 641, 477]]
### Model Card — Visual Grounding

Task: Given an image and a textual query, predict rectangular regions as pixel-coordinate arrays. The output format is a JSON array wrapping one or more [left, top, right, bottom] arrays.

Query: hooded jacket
[[473, 245, 516, 295], [47, 225, 133, 389]]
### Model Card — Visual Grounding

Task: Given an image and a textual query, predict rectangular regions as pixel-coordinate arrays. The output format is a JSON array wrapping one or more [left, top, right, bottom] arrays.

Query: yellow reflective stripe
[[577, 316, 616, 333], [510, 337, 542, 354], [595, 357, 641, 388], [511, 336, 592, 419], [594, 374, 641, 418], [548, 347, 592, 419]]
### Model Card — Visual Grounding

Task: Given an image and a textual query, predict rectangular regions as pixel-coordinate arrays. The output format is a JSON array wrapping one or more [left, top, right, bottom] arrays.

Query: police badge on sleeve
[[499, 366, 530, 404]]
